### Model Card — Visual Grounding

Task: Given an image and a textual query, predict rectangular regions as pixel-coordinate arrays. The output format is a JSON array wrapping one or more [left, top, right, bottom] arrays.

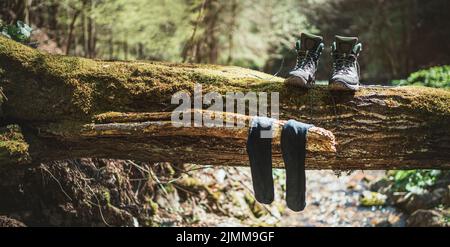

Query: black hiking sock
[[281, 120, 313, 211], [246, 116, 276, 204]]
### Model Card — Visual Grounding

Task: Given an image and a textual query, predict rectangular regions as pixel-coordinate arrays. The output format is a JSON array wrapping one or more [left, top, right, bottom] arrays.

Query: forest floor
[[1, 159, 447, 227], [176, 167, 406, 227], [279, 170, 405, 226]]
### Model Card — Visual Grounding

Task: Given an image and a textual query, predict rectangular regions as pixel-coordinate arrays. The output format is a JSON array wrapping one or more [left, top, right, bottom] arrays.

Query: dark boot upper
[[288, 33, 324, 84], [330, 36, 362, 88], [330, 35, 362, 88]]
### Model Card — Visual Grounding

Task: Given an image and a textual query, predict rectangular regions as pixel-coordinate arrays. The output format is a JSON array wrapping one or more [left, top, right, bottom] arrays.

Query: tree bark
[[6, 111, 334, 168], [65, 9, 80, 55], [23, 0, 32, 25], [0, 37, 449, 169]]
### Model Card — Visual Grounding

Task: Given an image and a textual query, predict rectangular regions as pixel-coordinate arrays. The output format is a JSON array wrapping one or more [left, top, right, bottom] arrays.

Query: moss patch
[[0, 37, 284, 122], [378, 86, 450, 116], [0, 125, 30, 165], [176, 177, 220, 203], [244, 192, 268, 218]]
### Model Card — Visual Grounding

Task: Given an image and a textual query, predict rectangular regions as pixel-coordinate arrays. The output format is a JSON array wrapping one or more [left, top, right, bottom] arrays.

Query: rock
[[0, 216, 26, 227], [390, 192, 407, 205], [396, 192, 426, 213], [214, 169, 227, 184], [372, 213, 405, 227], [369, 177, 391, 192], [373, 219, 391, 227], [396, 190, 445, 214], [445, 185, 450, 205], [407, 209, 448, 227], [156, 189, 181, 212], [347, 173, 374, 190], [432, 188, 448, 205]]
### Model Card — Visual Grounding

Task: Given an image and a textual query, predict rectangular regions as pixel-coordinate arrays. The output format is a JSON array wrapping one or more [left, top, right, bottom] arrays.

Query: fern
[[392, 66, 450, 89]]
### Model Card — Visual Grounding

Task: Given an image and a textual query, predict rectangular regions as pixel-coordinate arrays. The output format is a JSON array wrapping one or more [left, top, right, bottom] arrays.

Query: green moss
[[177, 177, 220, 203], [93, 111, 171, 124], [374, 86, 450, 121], [0, 37, 286, 123], [0, 125, 30, 165], [99, 187, 111, 206], [359, 191, 387, 207], [244, 192, 268, 218], [0, 37, 96, 121], [188, 71, 230, 85], [163, 183, 175, 194], [165, 164, 176, 177], [147, 198, 159, 216], [407, 87, 450, 116]]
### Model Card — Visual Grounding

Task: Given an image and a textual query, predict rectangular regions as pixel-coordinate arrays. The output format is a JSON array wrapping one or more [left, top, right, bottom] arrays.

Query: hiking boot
[[286, 33, 324, 88], [329, 35, 362, 91]]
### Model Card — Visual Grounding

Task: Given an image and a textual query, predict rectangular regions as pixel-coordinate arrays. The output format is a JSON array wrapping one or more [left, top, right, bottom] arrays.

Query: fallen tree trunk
[[1, 36, 449, 169], [0, 110, 336, 168]]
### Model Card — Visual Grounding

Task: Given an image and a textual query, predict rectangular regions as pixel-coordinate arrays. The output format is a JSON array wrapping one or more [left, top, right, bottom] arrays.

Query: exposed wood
[[0, 37, 449, 169], [17, 110, 335, 168]]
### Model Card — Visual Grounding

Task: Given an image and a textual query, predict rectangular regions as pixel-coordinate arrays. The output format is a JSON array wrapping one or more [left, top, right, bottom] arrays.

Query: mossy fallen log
[[0, 36, 449, 169]]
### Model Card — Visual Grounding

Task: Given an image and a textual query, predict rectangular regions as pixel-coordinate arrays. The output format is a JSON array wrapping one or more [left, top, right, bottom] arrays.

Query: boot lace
[[294, 50, 319, 72], [332, 54, 360, 77]]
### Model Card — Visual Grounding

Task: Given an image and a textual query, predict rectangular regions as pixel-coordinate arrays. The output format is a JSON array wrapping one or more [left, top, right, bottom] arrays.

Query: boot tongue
[[299, 33, 323, 52], [335, 35, 358, 54]]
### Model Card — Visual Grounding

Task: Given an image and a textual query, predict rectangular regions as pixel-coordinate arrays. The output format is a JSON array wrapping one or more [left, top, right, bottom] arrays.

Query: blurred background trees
[[297, 0, 450, 82], [1, 0, 449, 82]]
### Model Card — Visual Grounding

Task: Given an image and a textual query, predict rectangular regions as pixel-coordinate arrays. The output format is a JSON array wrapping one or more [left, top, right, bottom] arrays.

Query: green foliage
[[388, 170, 442, 193], [0, 21, 33, 44], [392, 66, 450, 89]]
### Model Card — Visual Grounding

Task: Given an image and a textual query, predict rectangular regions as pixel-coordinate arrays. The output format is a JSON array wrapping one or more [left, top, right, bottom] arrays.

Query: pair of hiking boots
[[286, 33, 362, 91]]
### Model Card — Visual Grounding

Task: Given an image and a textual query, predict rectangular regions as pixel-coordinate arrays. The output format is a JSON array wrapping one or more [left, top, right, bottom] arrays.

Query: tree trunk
[[137, 43, 144, 60], [0, 37, 449, 170], [181, 0, 208, 63], [82, 10, 88, 57], [226, 0, 238, 64], [123, 37, 128, 60], [87, 0, 96, 58], [65, 9, 80, 55], [108, 31, 114, 60], [23, 0, 32, 24]]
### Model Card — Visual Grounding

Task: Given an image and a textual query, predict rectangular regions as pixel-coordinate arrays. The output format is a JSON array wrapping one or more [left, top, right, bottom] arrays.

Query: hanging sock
[[246, 116, 276, 204], [281, 120, 314, 211]]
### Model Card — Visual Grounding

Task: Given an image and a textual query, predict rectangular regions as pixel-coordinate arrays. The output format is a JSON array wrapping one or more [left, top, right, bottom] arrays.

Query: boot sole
[[328, 80, 359, 91], [285, 76, 314, 88]]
